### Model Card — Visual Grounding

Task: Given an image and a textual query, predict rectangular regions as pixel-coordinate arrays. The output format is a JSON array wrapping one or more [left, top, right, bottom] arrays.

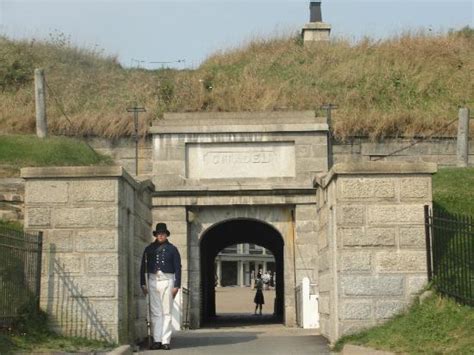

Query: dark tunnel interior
[[199, 218, 285, 325]]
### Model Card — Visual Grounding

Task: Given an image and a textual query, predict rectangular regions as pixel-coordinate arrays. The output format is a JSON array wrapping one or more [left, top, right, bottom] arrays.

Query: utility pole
[[34, 68, 47, 138], [321, 104, 338, 170], [126, 105, 146, 176]]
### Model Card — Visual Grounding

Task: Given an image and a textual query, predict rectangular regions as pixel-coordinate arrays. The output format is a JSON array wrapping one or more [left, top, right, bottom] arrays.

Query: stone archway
[[187, 205, 298, 329], [199, 218, 285, 324]]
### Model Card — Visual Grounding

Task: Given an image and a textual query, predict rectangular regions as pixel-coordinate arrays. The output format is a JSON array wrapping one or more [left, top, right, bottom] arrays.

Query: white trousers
[[148, 271, 174, 344]]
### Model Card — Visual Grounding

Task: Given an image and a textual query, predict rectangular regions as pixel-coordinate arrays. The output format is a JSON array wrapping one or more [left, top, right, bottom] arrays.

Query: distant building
[[215, 244, 275, 287]]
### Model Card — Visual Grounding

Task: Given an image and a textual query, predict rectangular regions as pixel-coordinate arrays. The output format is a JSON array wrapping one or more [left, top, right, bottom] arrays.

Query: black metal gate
[[425, 205, 473, 306], [0, 226, 43, 325]]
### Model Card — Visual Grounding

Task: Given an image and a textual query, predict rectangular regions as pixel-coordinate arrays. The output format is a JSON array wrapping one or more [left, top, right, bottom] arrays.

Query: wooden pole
[[34, 69, 47, 138], [457, 107, 470, 167]]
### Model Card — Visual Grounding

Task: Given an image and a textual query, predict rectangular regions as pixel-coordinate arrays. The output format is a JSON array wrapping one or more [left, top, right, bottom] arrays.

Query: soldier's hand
[[141, 286, 148, 296], [172, 287, 179, 299]]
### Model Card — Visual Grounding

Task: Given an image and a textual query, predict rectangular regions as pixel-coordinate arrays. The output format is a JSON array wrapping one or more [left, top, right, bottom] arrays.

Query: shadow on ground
[[202, 313, 282, 328]]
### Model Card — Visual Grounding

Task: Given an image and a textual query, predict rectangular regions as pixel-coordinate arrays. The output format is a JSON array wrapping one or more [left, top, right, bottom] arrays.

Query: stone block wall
[[314, 162, 436, 344], [315, 175, 336, 340], [87, 137, 153, 180], [0, 178, 24, 223], [294, 204, 318, 286], [333, 138, 474, 166], [150, 111, 329, 189], [152, 132, 328, 189], [86, 136, 473, 187], [21, 166, 154, 344]]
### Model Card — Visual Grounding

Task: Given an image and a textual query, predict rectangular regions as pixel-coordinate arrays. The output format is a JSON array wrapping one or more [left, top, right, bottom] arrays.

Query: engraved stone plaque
[[186, 142, 295, 179]]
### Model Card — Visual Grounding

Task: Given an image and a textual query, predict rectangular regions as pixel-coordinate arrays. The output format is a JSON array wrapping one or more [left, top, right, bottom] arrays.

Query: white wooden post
[[34, 68, 47, 138]]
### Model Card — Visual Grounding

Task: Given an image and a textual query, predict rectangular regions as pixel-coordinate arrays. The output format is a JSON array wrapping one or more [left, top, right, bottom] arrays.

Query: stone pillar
[[301, 2, 331, 44], [294, 204, 318, 286], [457, 107, 470, 167], [21, 166, 154, 344], [314, 162, 437, 344], [302, 22, 331, 42]]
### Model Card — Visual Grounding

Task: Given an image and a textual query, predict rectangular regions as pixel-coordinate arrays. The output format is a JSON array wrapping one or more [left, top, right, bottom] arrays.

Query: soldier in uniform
[[140, 223, 182, 350]]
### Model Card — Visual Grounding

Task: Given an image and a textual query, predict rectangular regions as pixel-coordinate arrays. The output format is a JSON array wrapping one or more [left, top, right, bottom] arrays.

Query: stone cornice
[[20, 166, 155, 192], [313, 162, 438, 188], [150, 123, 328, 134]]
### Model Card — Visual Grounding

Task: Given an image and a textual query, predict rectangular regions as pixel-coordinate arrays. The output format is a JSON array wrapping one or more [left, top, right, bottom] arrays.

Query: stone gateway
[[21, 111, 435, 345]]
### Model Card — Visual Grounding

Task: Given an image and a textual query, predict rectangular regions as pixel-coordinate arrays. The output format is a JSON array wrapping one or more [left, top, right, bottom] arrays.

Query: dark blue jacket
[[140, 241, 182, 288]]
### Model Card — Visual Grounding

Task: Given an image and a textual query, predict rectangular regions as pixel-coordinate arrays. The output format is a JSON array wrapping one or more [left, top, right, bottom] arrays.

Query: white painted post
[[216, 260, 222, 287], [301, 277, 320, 329], [171, 289, 182, 330], [34, 68, 47, 138], [457, 108, 470, 167]]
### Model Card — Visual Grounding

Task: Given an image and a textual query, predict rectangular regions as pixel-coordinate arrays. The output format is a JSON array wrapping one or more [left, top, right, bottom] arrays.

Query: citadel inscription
[[186, 142, 295, 179]]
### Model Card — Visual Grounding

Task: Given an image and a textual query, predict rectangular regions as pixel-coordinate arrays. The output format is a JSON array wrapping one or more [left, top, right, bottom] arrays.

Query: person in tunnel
[[253, 273, 265, 315], [140, 223, 182, 351]]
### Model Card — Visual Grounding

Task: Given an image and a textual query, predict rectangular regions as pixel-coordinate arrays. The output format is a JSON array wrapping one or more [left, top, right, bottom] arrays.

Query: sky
[[0, 0, 472, 69]]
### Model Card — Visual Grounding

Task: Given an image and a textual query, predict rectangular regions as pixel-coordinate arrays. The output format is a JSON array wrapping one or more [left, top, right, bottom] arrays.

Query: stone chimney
[[301, 1, 331, 43]]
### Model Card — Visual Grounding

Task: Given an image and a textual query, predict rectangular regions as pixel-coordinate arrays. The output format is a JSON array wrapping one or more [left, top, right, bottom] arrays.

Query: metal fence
[[425, 206, 473, 306], [0, 226, 43, 325]]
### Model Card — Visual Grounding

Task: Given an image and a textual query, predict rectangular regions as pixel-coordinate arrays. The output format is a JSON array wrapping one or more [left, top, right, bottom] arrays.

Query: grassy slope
[[0, 28, 473, 139], [0, 135, 112, 174], [433, 167, 474, 216], [334, 294, 474, 354], [0, 306, 114, 354]]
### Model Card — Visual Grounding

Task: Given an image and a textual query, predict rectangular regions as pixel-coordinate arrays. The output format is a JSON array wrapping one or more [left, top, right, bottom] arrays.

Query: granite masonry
[[19, 111, 440, 344], [21, 166, 153, 343], [314, 162, 436, 343]]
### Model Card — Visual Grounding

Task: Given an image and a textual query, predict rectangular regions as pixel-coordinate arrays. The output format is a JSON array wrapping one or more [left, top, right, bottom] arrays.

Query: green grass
[[0, 304, 114, 354], [0, 219, 23, 231], [334, 293, 474, 354], [0, 135, 113, 172], [432, 167, 474, 216]]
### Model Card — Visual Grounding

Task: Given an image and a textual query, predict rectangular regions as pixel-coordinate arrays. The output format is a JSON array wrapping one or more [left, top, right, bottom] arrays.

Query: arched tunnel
[[199, 218, 285, 325]]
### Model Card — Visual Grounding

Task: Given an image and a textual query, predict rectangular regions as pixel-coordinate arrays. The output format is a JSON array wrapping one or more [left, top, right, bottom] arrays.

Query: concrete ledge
[[21, 166, 155, 192], [302, 22, 332, 30], [150, 123, 328, 134], [21, 165, 126, 178], [153, 186, 316, 196], [313, 162, 438, 188], [162, 110, 320, 121]]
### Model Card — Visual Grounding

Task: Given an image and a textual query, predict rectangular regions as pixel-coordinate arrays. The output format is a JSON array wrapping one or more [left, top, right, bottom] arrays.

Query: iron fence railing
[[0, 226, 43, 325], [425, 205, 473, 306]]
